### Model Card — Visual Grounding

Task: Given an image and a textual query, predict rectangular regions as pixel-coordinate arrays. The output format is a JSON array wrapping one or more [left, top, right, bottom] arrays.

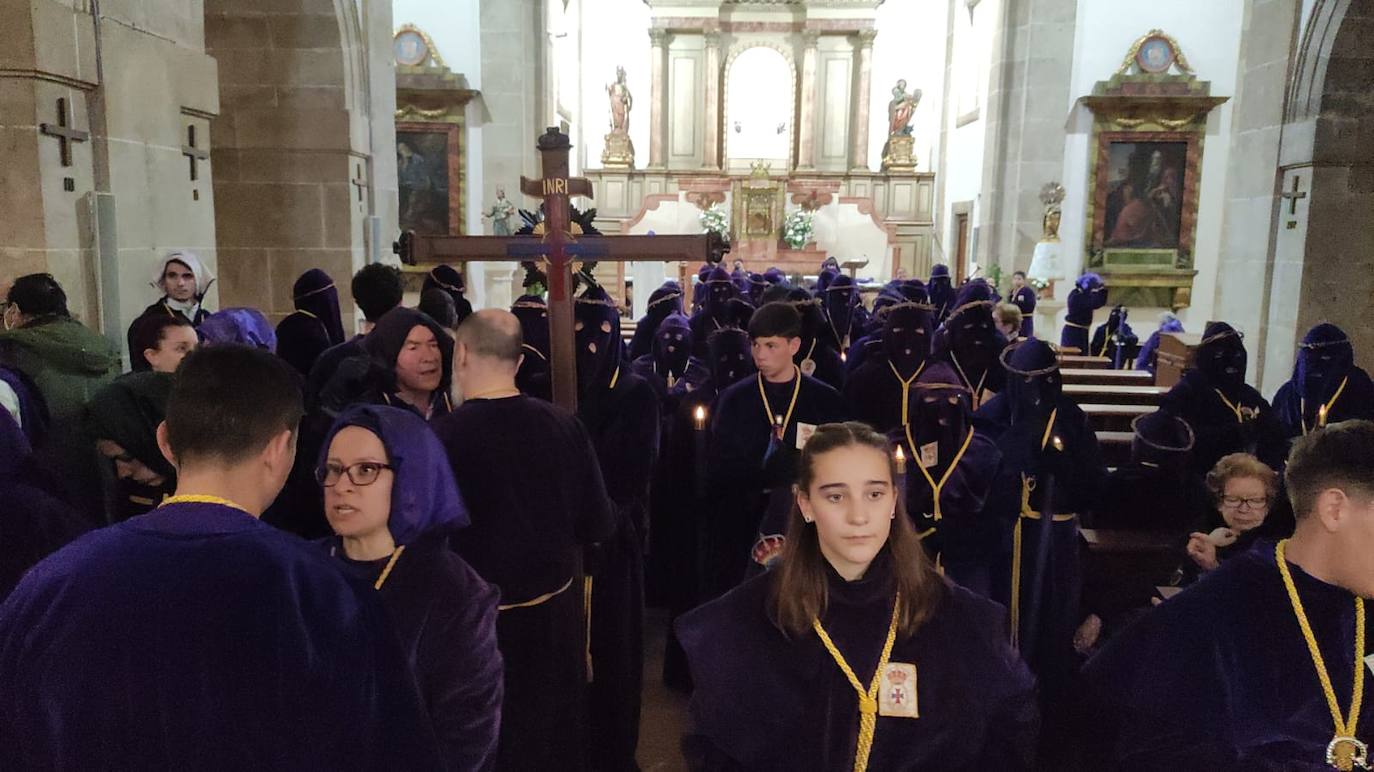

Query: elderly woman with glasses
[[1181, 453, 1279, 581], [317, 403, 503, 771]]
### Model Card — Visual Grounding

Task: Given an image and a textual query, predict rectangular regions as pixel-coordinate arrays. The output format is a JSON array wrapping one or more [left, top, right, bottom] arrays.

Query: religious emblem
[[482, 187, 517, 236], [801, 358, 817, 377], [882, 79, 922, 174], [1327, 736, 1369, 771], [601, 67, 636, 169], [393, 28, 430, 67], [878, 662, 919, 718]]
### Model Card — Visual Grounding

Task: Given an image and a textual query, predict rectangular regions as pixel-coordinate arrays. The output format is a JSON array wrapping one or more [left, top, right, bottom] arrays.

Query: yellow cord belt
[[1008, 409, 1066, 648], [1214, 388, 1248, 424], [949, 352, 989, 410], [1302, 376, 1349, 435], [813, 594, 902, 772], [902, 426, 975, 522], [1276, 539, 1369, 771], [887, 359, 926, 426]]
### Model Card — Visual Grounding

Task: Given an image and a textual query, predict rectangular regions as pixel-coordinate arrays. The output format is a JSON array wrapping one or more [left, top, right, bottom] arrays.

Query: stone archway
[[204, 0, 393, 324], [1258, 0, 1374, 392]]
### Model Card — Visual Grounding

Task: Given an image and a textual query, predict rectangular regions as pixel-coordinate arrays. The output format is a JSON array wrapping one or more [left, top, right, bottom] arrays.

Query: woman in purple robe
[[318, 403, 503, 771]]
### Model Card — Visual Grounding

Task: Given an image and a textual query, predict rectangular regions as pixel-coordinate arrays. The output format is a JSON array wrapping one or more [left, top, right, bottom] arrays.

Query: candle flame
[[695, 405, 706, 421], [1318, 403, 1329, 428], [694, 404, 707, 430], [1051, 436, 1065, 452]]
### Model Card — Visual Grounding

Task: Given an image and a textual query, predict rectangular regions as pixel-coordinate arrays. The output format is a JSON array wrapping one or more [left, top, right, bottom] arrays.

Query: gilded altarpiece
[[1081, 31, 1227, 309]]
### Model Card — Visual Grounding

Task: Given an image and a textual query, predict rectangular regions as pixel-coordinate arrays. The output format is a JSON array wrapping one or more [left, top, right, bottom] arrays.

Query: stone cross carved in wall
[[1281, 175, 1307, 217], [40, 97, 89, 168], [182, 125, 209, 181]]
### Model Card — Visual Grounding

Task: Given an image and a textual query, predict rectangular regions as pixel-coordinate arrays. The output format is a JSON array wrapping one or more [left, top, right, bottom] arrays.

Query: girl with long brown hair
[[677, 421, 1037, 771]]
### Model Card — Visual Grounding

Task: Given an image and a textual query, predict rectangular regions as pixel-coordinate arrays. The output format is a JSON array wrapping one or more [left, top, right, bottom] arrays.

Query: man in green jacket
[[2, 274, 122, 520]]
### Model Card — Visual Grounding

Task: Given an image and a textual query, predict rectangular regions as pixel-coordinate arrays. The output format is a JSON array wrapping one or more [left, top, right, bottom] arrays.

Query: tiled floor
[[637, 608, 691, 772]]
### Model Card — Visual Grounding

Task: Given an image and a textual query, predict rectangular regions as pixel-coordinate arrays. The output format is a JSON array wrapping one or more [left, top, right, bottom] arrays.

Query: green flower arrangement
[[699, 202, 730, 243], [783, 210, 814, 250]]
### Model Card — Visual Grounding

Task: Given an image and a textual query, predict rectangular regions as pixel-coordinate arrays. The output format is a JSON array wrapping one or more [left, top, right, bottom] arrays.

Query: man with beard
[[819, 274, 870, 355], [1159, 321, 1286, 476], [1272, 323, 1374, 442], [933, 284, 1007, 411], [892, 362, 1002, 597], [1060, 272, 1108, 354], [844, 300, 934, 433], [977, 339, 1104, 762], [574, 285, 660, 772], [628, 281, 684, 361]]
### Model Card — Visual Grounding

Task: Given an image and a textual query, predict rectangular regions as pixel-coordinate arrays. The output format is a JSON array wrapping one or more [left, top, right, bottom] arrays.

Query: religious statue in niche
[[482, 187, 516, 236], [882, 79, 921, 173], [1028, 182, 1066, 297], [601, 66, 635, 169]]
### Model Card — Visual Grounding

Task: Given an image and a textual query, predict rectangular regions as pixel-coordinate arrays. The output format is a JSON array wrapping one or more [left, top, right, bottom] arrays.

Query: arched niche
[[724, 45, 796, 174]]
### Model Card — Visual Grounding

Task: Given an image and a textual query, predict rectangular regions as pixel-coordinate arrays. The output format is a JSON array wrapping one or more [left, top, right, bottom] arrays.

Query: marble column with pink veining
[[648, 28, 667, 169], [796, 30, 820, 171], [850, 29, 877, 171], [703, 31, 722, 170]]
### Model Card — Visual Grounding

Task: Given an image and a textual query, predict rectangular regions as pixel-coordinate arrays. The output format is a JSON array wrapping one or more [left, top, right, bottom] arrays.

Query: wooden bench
[[1060, 368, 1155, 387], [1081, 528, 1182, 615], [1096, 430, 1134, 467], [1059, 355, 1112, 370], [1081, 403, 1154, 432], [1064, 384, 1168, 407]]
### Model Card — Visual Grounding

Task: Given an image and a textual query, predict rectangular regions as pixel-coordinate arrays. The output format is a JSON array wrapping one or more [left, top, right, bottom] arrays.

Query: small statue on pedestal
[[601, 66, 635, 169], [1028, 182, 1066, 298], [882, 79, 922, 173], [482, 187, 516, 236]]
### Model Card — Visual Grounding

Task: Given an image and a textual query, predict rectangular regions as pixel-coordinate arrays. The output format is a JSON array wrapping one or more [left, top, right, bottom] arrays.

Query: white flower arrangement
[[699, 202, 730, 242], [783, 209, 814, 250]]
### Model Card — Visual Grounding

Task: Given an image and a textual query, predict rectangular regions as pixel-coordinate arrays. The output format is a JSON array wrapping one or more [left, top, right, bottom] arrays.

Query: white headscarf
[[151, 251, 215, 316]]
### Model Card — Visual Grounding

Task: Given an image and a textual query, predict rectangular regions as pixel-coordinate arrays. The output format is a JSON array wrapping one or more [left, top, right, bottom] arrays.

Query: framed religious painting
[[396, 122, 462, 237], [1079, 30, 1227, 309]]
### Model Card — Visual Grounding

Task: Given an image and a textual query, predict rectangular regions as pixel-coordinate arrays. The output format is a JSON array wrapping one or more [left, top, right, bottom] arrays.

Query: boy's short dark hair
[[164, 346, 304, 466], [7, 273, 69, 318], [1286, 420, 1374, 518], [351, 263, 404, 322], [748, 301, 802, 340], [1013, 270, 1027, 279], [132, 314, 194, 356]]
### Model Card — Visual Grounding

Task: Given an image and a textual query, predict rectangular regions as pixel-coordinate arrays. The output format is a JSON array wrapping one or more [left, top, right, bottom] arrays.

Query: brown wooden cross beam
[[40, 97, 89, 168], [396, 126, 722, 411]]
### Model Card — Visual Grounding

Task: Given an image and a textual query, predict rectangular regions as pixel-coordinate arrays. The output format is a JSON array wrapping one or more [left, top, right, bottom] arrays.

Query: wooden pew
[[1096, 430, 1134, 467], [1060, 368, 1155, 387], [1080, 403, 1154, 432], [1059, 355, 1112, 370], [1081, 528, 1182, 618], [1064, 384, 1168, 407]]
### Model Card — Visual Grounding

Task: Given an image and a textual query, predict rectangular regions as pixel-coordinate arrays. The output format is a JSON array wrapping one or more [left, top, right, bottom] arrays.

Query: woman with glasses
[[318, 403, 503, 771], [1181, 452, 1279, 583]]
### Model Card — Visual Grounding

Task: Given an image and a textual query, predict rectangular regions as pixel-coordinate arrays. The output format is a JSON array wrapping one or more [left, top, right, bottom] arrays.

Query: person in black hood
[[629, 281, 684, 361], [85, 371, 176, 522], [511, 293, 551, 401], [422, 264, 474, 326], [690, 266, 748, 357], [276, 269, 346, 378], [933, 287, 1007, 411], [927, 263, 955, 323], [1159, 321, 1286, 476], [820, 274, 869, 354], [786, 287, 846, 391], [1089, 305, 1138, 368], [361, 307, 455, 420], [844, 300, 934, 433], [574, 284, 660, 772], [1272, 322, 1374, 442]]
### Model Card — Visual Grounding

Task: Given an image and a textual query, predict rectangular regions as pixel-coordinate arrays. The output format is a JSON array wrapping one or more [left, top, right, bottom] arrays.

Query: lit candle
[[894, 445, 907, 475], [694, 405, 707, 432], [841, 351, 847, 363], [1051, 436, 1065, 452], [1318, 403, 1329, 429]]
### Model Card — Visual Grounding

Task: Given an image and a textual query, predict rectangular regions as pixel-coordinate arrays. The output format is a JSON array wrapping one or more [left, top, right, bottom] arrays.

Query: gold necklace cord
[[813, 594, 902, 772], [887, 359, 926, 425], [1275, 540, 1365, 748], [374, 545, 406, 590], [1214, 388, 1245, 424], [160, 494, 251, 514], [1303, 376, 1350, 435], [902, 426, 975, 522], [757, 366, 802, 437]]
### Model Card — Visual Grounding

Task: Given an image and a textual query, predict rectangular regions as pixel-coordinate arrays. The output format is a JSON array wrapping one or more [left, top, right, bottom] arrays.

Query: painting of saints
[[397, 131, 452, 235], [1102, 142, 1186, 249]]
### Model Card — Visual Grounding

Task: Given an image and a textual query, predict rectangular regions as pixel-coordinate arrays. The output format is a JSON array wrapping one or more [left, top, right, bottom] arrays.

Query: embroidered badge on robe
[[879, 662, 919, 718], [796, 422, 817, 450], [919, 442, 939, 469]]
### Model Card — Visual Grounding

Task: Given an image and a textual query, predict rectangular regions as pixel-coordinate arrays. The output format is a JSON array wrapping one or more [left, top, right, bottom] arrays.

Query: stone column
[[703, 31, 722, 170], [850, 30, 877, 171], [796, 31, 820, 170], [648, 29, 668, 169]]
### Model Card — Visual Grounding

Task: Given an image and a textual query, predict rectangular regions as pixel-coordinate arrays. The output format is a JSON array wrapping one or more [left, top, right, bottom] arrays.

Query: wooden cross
[[1281, 174, 1307, 216], [39, 97, 89, 168], [182, 125, 209, 181], [396, 126, 721, 411]]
